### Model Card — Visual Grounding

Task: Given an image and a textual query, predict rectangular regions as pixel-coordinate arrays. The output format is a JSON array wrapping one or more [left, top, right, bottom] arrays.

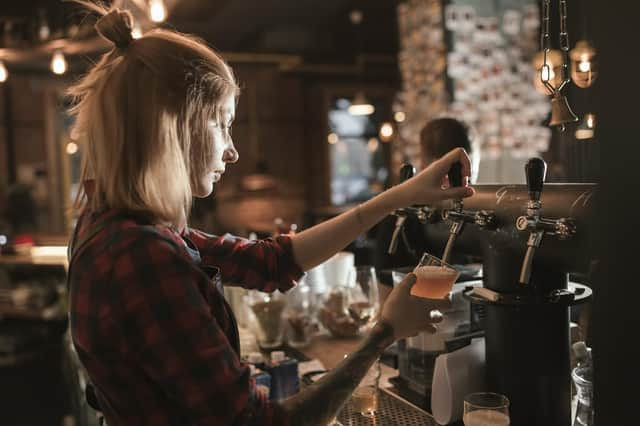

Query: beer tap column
[[516, 158, 576, 285], [387, 164, 415, 255], [516, 158, 546, 285], [441, 163, 496, 263], [388, 164, 440, 255]]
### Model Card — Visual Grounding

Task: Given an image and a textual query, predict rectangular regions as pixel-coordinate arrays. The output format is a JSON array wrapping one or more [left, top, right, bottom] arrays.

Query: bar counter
[[294, 332, 441, 426]]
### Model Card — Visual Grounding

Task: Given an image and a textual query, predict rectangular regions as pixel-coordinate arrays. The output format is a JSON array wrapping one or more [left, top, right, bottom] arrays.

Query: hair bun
[[96, 9, 134, 49]]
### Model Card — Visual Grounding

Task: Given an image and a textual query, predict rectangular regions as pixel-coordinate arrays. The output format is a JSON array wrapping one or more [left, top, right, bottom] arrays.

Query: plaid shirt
[[69, 208, 303, 425]]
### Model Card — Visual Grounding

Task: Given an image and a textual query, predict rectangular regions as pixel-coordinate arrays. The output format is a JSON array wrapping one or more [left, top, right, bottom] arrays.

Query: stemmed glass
[[345, 266, 380, 332], [346, 266, 381, 418]]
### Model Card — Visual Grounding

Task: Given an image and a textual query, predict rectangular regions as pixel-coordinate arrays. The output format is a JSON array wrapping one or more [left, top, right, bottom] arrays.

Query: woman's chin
[[193, 182, 214, 198]]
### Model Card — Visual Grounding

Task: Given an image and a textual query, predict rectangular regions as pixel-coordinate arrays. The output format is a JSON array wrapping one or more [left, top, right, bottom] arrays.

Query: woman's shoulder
[[76, 208, 187, 260]]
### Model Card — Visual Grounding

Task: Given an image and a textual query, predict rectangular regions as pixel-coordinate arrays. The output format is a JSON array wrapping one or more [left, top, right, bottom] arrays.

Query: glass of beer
[[411, 253, 460, 299], [351, 360, 381, 417], [463, 392, 510, 426]]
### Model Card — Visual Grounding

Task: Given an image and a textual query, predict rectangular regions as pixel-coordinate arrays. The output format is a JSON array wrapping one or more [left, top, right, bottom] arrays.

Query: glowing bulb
[[575, 114, 596, 139], [51, 51, 67, 75], [379, 122, 394, 141], [66, 142, 79, 155], [39, 23, 50, 41], [586, 114, 595, 129], [132, 24, 143, 39], [348, 104, 375, 115], [367, 138, 379, 152], [348, 92, 375, 116], [327, 133, 339, 144], [150, 0, 166, 23], [578, 61, 591, 73], [394, 111, 406, 122], [0, 61, 8, 83], [540, 66, 555, 82]]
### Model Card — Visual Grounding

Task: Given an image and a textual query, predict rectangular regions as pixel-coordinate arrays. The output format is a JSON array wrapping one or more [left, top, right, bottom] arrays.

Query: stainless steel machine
[[387, 158, 595, 425]]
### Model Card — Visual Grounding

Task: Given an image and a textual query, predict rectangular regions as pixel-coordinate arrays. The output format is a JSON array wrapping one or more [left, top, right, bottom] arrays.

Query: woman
[[67, 4, 474, 426]]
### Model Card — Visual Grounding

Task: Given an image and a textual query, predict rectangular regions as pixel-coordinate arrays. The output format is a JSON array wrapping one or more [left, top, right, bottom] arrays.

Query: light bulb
[[540, 66, 555, 82], [131, 24, 143, 39], [150, 0, 166, 23], [379, 122, 394, 141], [39, 22, 50, 41], [0, 61, 8, 83], [367, 138, 379, 152], [394, 111, 406, 123], [348, 92, 375, 116], [66, 142, 78, 155], [586, 114, 595, 129], [575, 114, 596, 140], [38, 9, 50, 41], [578, 61, 591, 73], [327, 133, 339, 144], [348, 104, 375, 115], [570, 40, 598, 88], [51, 51, 67, 75]]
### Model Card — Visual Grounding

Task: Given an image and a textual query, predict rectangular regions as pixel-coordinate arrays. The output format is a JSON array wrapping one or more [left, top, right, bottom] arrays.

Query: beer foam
[[414, 265, 457, 279]]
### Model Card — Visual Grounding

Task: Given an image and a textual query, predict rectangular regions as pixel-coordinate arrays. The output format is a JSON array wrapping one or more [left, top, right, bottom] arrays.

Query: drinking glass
[[411, 253, 460, 299], [246, 291, 287, 349], [346, 266, 380, 332], [352, 360, 381, 418], [463, 392, 510, 426]]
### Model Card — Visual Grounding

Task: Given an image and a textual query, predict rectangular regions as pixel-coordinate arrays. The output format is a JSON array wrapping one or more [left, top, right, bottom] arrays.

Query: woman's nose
[[223, 142, 239, 163]]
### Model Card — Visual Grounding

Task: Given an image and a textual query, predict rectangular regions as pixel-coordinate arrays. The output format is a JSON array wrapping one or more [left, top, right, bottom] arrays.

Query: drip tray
[[337, 388, 438, 426]]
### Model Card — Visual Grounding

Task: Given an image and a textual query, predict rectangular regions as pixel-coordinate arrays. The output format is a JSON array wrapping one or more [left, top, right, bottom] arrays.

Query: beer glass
[[411, 253, 460, 299], [463, 392, 510, 425]]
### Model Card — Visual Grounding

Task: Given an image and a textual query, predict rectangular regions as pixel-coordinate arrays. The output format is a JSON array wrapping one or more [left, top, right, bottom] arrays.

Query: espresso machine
[[388, 158, 595, 426]]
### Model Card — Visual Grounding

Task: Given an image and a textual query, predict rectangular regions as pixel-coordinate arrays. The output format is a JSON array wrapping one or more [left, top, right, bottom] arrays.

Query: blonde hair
[[68, 2, 239, 225]]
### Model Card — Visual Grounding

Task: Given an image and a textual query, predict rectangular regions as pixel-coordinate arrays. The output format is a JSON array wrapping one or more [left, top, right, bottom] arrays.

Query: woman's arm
[[291, 148, 474, 270], [280, 321, 394, 426], [279, 273, 451, 425]]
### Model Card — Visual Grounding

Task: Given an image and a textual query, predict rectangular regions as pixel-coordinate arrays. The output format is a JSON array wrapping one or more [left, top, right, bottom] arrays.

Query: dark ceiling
[[1, 0, 399, 63]]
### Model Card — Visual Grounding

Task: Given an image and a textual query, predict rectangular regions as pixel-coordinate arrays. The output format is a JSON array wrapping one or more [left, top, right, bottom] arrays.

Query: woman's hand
[[392, 147, 475, 208], [380, 273, 451, 340]]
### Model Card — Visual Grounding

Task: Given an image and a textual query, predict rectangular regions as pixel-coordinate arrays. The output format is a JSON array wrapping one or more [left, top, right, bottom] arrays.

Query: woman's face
[[193, 95, 239, 198]]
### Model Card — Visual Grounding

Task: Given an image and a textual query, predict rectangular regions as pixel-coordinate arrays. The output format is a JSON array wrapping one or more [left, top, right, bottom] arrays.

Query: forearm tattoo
[[279, 321, 395, 426]]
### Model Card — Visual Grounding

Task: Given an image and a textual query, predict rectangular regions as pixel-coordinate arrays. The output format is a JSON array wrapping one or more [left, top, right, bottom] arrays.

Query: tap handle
[[447, 161, 464, 188], [525, 158, 547, 201], [400, 163, 416, 183]]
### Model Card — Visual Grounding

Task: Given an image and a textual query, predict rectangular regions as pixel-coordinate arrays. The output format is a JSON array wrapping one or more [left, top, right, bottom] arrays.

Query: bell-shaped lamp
[[570, 40, 597, 89]]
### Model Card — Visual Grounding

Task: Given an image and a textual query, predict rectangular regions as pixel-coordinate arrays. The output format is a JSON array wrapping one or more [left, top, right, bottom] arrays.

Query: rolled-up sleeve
[[111, 233, 290, 425], [186, 228, 304, 292]]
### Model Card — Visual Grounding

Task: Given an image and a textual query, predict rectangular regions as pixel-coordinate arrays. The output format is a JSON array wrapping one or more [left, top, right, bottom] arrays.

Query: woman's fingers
[[434, 148, 472, 183]]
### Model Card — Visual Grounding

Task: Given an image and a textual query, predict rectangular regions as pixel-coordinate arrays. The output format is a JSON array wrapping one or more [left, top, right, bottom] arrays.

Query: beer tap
[[516, 158, 576, 285], [441, 162, 496, 263], [387, 164, 440, 255]]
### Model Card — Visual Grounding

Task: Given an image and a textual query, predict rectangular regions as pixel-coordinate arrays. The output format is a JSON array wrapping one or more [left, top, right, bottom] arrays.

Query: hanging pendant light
[[570, 40, 597, 88], [348, 91, 375, 116], [532, 50, 563, 95], [51, 51, 67, 75], [150, 0, 167, 23], [574, 113, 596, 140], [0, 60, 8, 83], [538, 0, 578, 130], [37, 9, 50, 41]]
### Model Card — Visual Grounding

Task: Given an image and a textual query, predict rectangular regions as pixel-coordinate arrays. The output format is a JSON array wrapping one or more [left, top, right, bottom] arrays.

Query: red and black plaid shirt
[[69, 207, 303, 425]]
